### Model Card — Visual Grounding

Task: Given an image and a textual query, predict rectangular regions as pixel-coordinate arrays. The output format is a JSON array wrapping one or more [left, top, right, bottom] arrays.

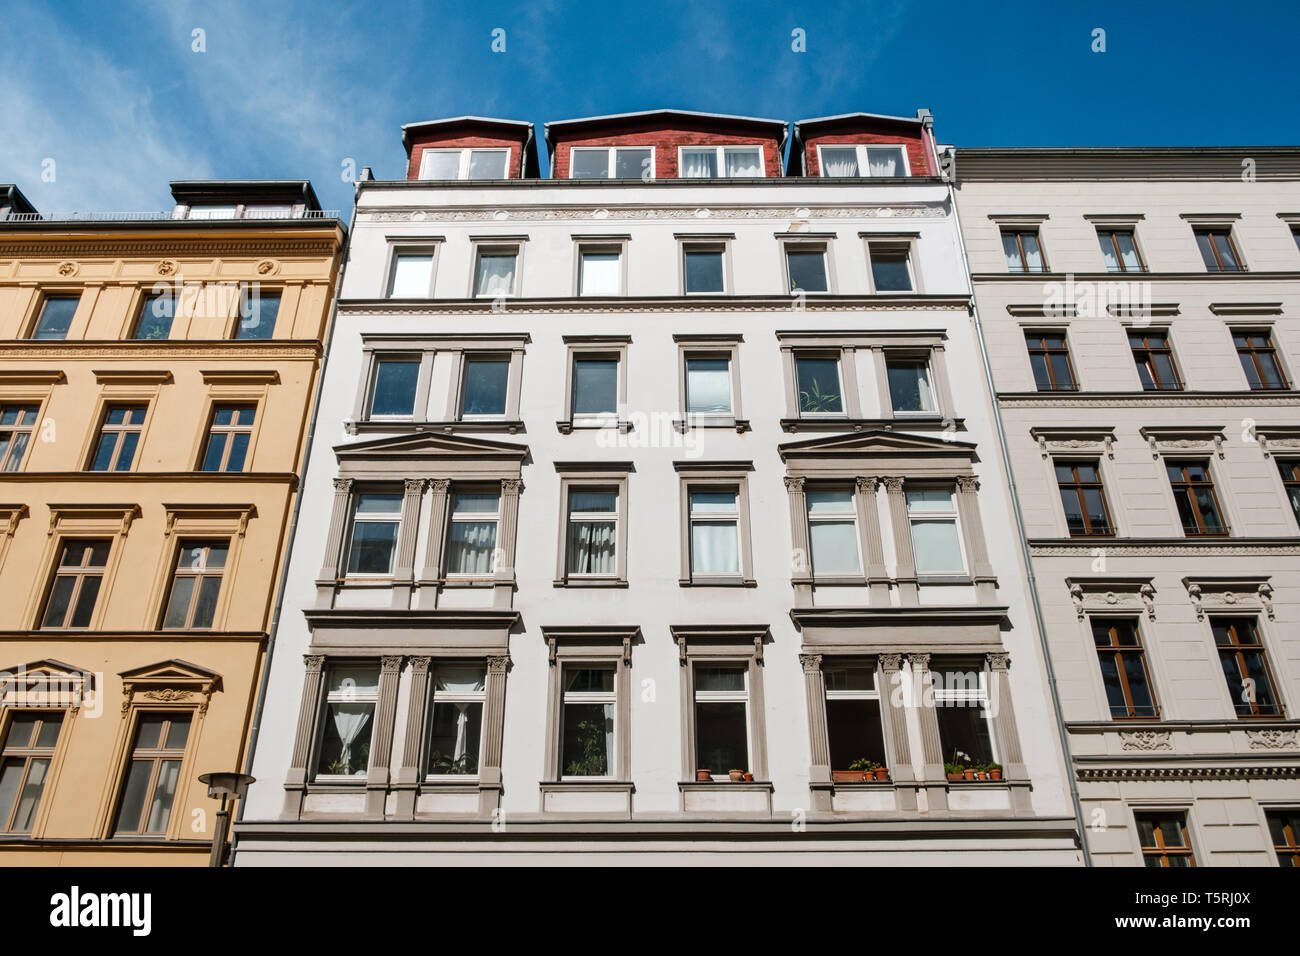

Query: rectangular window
[[679, 146, 763, 178], [1092, 619, 1158, 718], [1234, 330, 1289, 390], [0, 712, 63, 833], [459, 356, 509, 417], [427, 664, 485, 776], [1136, 812, 1195, 867], [316, 664, 378, 777], [685, 356, 732, 415], [682, 244, 725, 294], [445, 489, 499, 576], [345, 491, 403, 576], [887, 359, 936, 413], [161, 541, 228, 630], [1267, 810, 1300, 867], [933, 667, 996, 767], [785, 245, 829, 293], [1166, 460, 1227, 536], [114, 713, 190, 835], [473, 247, 518, 297], [1212, 618, 1282, 717], [795, 355, 843, 415], [1098, 229, 1145, 272], [569, 147, 651, 180], [565, 489, 618, 576], [242, 204, 292, 219], [561, 665, 615, 777], [806, 487, 861, 575], [578, 247, 622, 296], [200, 404, 256, 472], [1055, 461, 1114, 536], [1025, 332, 1077, 391], [30, 296, 79, 340], [1130, 331, 1183, 390], [387, 253, 434, 298], [419, 148, 509, 181], [0, 405, 40, 472], [88, 404, 146, 471], [869, 246, 913, 292], [235, 289, 280, 340], [819, 144, 908, 177], [1002, 229, 1046, 273], [571, 356, 619, 417], [689, 488, 740, 575], [367, 358, 419, 418], [133, 292, 176, 340], [824, 666, 888, 775], [907, 490, 964, 575], [1278, 459, 1300, 528], [186, 205, 237, 220], [40, 540, 109, 629], [1195, 228, 1242, 272], [694, 665, 749, 777]]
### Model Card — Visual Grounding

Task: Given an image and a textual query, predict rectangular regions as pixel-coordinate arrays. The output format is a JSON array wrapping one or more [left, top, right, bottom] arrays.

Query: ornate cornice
[[337, 294, 970, 315], [1000, 390, 1300, 408], [1077, 765, 1300, 781], [0, 238, 340, 258], [1036, 538, 1300, 557], [0, 341, 322, 359], [358, 202, 950, 224]]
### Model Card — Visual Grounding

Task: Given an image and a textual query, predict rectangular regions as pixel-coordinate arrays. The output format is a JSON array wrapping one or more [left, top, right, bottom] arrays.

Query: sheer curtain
[[476, 255, 516, 296], [330, 705, 372, 775], [686, 359, 732, 413], [821, 148, 859, 177], [567, 521, 616, 573], [868, 150, 900, 176], [691, 520, 739, 573], [447, 521, 498, 573], [725, 149, 762, 177], [681, 149, 717, 178]]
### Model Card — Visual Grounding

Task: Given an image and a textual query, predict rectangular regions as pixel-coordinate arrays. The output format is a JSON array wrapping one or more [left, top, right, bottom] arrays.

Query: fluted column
[[883, 477, 918, 605], [784, 476, 812, 606], [494, 478, 521, 608], [365, 655, 403, 817], [955, 475, 997, 599], [799, 654, 832, 811], [855, 476, 889, 601], [393, 656, 431, 818], [987, 652, 1030, 812], [478, 654, 509, 815], [417, 478, 452, 603], [391, 479, 425, 608], [282, 654, 325, 819], [909, 652, 947, 811], [316, 478, 353, 603]]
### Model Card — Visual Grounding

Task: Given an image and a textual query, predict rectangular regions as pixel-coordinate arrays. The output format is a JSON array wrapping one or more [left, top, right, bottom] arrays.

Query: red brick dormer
[[545, 109, 788, 180], [402, 116, 539, 181], [789, 110, 939, 178]]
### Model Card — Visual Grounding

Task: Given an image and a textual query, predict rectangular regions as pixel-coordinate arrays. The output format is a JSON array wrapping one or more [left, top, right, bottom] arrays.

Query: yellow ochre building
[[0, 181, 344, 864]]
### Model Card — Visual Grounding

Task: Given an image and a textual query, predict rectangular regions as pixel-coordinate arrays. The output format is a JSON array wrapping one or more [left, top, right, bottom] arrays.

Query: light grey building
[[234, 111, 1082, 864], [954, 147, 1300, 867]]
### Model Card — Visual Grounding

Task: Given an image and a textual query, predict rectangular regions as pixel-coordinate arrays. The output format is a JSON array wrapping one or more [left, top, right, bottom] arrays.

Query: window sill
[[318, 577, 394, 589], [679, 780, 772, 791], [347, 419, 525, 435], [780, 416, 963, 434], [800, 575, 869, 586], [916, 575, 975, 586], [556, 419, 633, 434], [553, 577, 629, 588], [305, 778, 368, 791], [674, 417, 751, 434], [680, 576, 757, 588]]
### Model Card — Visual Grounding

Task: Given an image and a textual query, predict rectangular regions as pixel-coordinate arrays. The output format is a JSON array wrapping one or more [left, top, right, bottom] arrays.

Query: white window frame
[[366, 354, 422, 420], [314, 663, 380, 781], [559, 662, 618, 781], [385, 245, 438, 298], [470, 243, 521, 298], [444, 488, 501, 578], [425, 663, 487, 780], [677, 145, 765, 179], [457, 353, 512, 421], [688, 486, 742, 578], [693, 662, 751, 781], [564, 488, 619, 579], [577, 243, 626, 297], [906, 488, 968, 576], [816, 144, 911, 178], [418, 147, 511, 181], [568, 146, 655, 180], [806, 485, 863, 577], [867, 242, 916, 293], [344, 490, 403, 578], [932, 666, 997, 763]]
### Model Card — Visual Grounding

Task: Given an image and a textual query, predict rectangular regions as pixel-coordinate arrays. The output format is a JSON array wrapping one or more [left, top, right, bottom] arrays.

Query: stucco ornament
[[56, 260, 79, 276], [256, 259, 280, 276], [156, 259, 178, 276]]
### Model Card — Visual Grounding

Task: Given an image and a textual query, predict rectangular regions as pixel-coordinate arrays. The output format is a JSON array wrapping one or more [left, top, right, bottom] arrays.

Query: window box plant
[[833, 758, 886, 783]]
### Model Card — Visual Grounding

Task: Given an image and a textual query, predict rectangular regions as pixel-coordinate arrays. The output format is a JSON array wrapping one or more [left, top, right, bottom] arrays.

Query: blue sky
[[3, 0, 1297, 214]]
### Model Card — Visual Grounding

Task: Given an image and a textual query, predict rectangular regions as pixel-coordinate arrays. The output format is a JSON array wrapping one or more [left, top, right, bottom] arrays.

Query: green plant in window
[[848, 758, 882, 771], [563, 718, 609, 776], [799, 381, 840, 413], [429, 750, 478, 775]]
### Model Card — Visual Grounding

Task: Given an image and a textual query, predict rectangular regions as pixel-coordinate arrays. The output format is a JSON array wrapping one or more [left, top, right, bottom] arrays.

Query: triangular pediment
[[779, 428, 975, 461], [335, 431, 529, 462], [0, 659, 95, 690], [119, 659, 221, 684]]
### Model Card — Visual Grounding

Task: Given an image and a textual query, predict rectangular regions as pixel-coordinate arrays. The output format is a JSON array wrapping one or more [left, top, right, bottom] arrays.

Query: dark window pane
[[201, 434, 227, 472], [871, 251, 912, 291], [114, 760, 152, 832], [427, 702, 482, 774], [162, 577, 195, 628], [684, 250, 724, 293], [40, 578, 75, 628], [936, 701, 995, 765], [33, 297, 78, 340], [192, 577, 221, 628], [461, 360, 509, 416], [226, 433, 249, 472], [235, 291, 280, 340], [134, 293, 175, 340], [796, 358, 842, 413], [787, 250, 828, 292], [90, 434, 116, 472], [347, 522, 398, 574], [69, 576, 101, 627], [613, 148, 651, 180], [561, 702, 611, 776], [695, 701, 748, 773], [316, 704, 373, 776], [572, 359, 618, 415], [370, 361, 419, 417], [826, 698, 887, 770]]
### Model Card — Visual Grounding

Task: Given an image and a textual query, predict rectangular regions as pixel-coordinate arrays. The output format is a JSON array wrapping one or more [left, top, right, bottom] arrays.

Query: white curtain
[[568, 521, 616, 573], [809, 520, 861, 573], [692, 520, 739, 573], [580, 254, 620, 295], [1022, 237, 1044, 272], [447, 521, 497, 573], [330, 705, 372, 775], [145, 760, 180, 832], [868, 150, 899, 176], [390, 255, 432, 297], [686, 360, 732, 413], [603, 702, 614, 769], [822, 148, 858, 177], [681, 150, 716, 178], [421, 151, 461, 180], [476, 256, 516, 295], [725, 149, 761, 177], [1098, 237, 1120, 271], [911, 519, 962, 573]]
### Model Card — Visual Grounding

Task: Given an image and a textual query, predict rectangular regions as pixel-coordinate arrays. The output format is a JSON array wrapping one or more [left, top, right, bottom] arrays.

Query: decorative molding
[[999, 390, 1300, 408], [1182, 576, 1274, 621], [92, 369, 173, 386], [1034, 539, 1300, 557], [0, 369, 66, 385], [0, 238, 340, 257], [337, 295, 971, 316], [1066, 576, 1156, 620], [1209, 302, 1283, 316], [1031, 426, 1116, 460], [1138, 425, 1225, 460], [200, 369, 281, 385], [1247, 729, 1298, 750], [1077, 765, 1300, 781], [0, 342, 322, 360], [1253, 425, 1300, 459], [1120, 731, 1173, 752], [360, 203, 951, 223]]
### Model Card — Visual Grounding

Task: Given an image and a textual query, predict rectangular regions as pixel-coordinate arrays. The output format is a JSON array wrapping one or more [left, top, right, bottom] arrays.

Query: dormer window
[[679, 146, 763, 178], [818, 145, 908, 177], [570, 147, 652, 180], [418, 148, 510, 181], [242, 204, 293, 219], [186, 205, 238, 220]]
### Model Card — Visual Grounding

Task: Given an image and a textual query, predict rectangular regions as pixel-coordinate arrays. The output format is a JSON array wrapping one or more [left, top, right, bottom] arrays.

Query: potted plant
[[944, 762, 965, 782], [988, 762, 1003, 781], [728, 769, 745, 782], [743, 772, 754, 782], [696, 769, 712, 782]]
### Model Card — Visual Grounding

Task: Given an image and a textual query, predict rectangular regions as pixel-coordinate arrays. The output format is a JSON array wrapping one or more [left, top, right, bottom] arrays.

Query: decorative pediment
[[335, 431, 529, 481], [119, 659, 222, 715], [1138, 425, 1225, 460], [0, 659, 95, 711], [1182, 576, 1274, 621], [780, 429, 976, 478], [1253, 425, 1300, 459], [304, 608, 519, 655], [1030, 426, 1116, 460], [1066, 576, 1156, 620]]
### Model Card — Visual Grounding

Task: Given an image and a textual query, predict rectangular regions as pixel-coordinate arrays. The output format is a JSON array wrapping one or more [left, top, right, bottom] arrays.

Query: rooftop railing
[[1, 209, 341, 222]]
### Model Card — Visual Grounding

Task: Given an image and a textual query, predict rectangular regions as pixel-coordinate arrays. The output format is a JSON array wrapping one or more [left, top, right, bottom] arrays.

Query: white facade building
[[235, 111, 1082, 864]]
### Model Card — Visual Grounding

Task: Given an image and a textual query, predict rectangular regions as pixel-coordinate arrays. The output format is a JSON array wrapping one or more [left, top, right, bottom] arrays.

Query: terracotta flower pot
[[832, 770, 868, 782], [696, 769, 712, 782], [729, 770, 745, 782], [947, 772, 963, 781], [743, 772, 754, 782], [990, 768, 1002, 781], [963, 769, 976, 780], [874, 768, 889, 782]]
